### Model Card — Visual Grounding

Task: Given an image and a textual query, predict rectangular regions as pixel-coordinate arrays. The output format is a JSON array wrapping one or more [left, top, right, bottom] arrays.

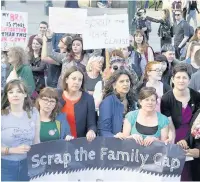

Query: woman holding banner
[[35, 87, 74, 142], [1, 79, 40, 181], [98, 69, 137, 137], [57, 66, 97, 141], [122, 87, 169, 145]]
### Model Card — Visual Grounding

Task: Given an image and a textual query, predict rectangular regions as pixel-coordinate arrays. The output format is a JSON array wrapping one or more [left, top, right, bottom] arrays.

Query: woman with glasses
[[85, 56, 104, 95], [161, 63, 200, 181], [98, 69, 137, 137], [1, 80, 40, 181], [58, 66, 97, 141], [138, 61, 171, 112], [119, 87, 169, 145], [35, 87, 73, 142]]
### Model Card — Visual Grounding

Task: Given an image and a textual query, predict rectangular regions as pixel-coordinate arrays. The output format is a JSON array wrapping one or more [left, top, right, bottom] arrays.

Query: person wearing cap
[[85, 56, 104, 95]]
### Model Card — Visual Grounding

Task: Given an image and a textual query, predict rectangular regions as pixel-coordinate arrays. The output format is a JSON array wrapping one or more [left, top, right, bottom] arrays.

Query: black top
[[136, 122, 158, 135], [161, 89, 200, 129], [188, 1, 199, 13], [85, 73, 102, 92]]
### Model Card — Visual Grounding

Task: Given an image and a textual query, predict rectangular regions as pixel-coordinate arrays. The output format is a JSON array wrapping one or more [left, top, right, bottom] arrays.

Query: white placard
[[49, 7, 87, 34], [83, 14, 129, 50], [1, 11, 28, 51]]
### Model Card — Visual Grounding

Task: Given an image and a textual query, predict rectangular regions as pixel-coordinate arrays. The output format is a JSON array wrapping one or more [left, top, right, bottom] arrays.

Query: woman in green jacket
[[6, 47, 35, 95]]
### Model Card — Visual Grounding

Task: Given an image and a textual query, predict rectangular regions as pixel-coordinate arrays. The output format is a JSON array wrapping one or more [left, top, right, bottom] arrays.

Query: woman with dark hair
[[145, 9, 172, 48], [58, 66, 97, 141], [161, 63, 200, 181], [1, 80, 40, 181], [98, 69, 137, 137], [154, 54, 170, 85], [121, 87, 169, 145], [29, 37, 46, 93], [42, 33, 73, 88], [137, 61, 171, 111], [6, 47, 35, 95], [35, 87, 73, 142], [43, 31, 102, 88]]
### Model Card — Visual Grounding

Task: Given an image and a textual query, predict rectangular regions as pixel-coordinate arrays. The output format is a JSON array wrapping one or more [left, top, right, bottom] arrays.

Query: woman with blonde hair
[[133, 30, 154, 73], [85, 56, 104, 95], [6, 47, 35, 95], [1, 79, 40, 181], [35, 87, 73, 142]]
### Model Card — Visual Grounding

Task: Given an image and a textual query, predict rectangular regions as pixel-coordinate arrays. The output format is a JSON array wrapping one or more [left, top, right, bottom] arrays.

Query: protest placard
[[1, 11, 28, 51], [83, 14, 129, 50], [49, 7, 87, 34], [28, 138, 185, 182]]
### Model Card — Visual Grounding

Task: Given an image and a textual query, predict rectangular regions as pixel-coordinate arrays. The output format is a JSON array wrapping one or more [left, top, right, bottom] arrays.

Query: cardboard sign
[[49, 7, 87, 34], [83, 14, 129, 50], [1, 11, 28, 51]]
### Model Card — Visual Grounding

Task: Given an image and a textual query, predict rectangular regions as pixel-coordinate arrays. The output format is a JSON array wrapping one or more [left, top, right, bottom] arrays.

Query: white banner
[[1, 11, 28, 51], [83, 14, 129, 50], [49, 7, 87, 34]]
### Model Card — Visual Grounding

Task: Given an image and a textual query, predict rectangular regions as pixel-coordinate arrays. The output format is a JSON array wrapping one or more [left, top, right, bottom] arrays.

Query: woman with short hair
[[121, 87, 169, 146]]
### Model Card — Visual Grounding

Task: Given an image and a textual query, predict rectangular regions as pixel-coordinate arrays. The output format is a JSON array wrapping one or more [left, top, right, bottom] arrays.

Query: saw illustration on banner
[[28, 137, 186, 181]]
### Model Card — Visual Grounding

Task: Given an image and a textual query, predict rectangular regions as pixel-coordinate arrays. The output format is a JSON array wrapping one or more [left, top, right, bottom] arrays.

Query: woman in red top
[[58, 66, 96, 142]]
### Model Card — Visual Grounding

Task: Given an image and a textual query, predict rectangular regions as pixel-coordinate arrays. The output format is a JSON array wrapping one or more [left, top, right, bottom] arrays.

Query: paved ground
[[3, 1, 200, 52]]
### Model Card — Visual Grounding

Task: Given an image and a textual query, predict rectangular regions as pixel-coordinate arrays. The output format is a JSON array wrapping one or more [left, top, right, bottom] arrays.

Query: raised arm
[[146, 16, 164, 24]]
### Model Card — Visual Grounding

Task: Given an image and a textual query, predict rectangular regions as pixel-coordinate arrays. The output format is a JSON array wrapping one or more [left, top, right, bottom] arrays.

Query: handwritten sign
[[83, 14, 129, 50], [1, 11, 28, 51], [49, 7, 87, 34]]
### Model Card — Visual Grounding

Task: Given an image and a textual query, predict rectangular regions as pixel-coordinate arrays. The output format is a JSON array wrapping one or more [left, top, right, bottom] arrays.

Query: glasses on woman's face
[[60, 38, 65, 44], [175, 14, 181, 16], [41, 97, 56, 105], [150, 69, 163, 73]]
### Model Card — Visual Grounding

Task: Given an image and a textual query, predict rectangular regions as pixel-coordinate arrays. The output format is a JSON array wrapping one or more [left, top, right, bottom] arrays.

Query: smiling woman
[[1, 79, 40, 181]]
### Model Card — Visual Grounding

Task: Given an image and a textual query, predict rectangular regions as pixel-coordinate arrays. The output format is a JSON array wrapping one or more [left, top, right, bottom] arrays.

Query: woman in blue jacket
[[35, 87, 73, 142], [98, 69, 137, 137]]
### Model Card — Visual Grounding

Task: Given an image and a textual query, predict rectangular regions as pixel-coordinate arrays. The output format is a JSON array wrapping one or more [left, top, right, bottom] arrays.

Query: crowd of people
[[1, 1, 200, 181]]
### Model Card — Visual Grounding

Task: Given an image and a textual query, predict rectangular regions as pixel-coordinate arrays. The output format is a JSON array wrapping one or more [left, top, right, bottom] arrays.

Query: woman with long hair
[[98, 69, 137, 137], [133, 30, 154, 73], [145, 9, 172, 48], [1, 79, 40, 181], [58, 66, 97, 141], [35, 87, 73, 142], [29, 37, 46, 93], [120, 87, 169, 145], [6, 47, 35, 95], [42, 34, 73, 88], [138, 61, 171, 111]]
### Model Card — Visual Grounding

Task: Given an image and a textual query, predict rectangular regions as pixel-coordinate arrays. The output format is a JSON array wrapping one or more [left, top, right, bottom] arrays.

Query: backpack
[[181, 20, 194, 40]]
